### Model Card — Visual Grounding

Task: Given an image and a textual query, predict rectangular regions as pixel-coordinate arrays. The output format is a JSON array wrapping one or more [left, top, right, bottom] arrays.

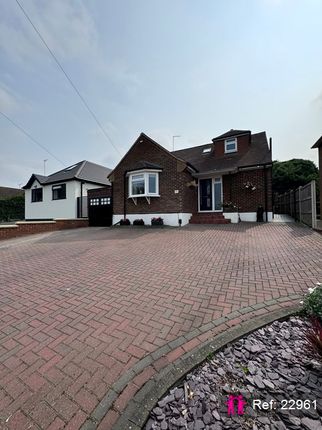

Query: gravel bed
[[145, 317, 322, 430]]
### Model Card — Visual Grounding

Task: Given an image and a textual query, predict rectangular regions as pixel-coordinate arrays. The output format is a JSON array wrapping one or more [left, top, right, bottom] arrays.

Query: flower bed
[[146, 284, 322, 430]]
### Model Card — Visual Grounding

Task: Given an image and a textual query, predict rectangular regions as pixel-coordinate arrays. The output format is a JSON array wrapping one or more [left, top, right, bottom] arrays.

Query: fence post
[[311, 180, 317, 229], [299, 186, 302, 223]]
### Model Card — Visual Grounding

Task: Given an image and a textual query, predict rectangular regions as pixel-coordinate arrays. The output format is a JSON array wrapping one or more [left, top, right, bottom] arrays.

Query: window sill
[[128, 195, 160, 198]]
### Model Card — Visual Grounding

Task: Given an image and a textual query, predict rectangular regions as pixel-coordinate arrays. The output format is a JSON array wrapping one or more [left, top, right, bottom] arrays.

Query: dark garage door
[[88, 196, 112, 226]]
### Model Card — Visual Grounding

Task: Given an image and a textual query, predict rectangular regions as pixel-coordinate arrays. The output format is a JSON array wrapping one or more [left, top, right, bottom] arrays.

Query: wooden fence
[[274, 180, 318, 228]]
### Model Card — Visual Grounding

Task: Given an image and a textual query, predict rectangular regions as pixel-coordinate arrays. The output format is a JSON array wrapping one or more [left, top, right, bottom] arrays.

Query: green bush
[[0, 195, 24, 222], [301, 283, 322, 321]]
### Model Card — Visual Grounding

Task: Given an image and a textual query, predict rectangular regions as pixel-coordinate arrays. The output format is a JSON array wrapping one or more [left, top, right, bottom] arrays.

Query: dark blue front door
[[199, 179, 212, 211]]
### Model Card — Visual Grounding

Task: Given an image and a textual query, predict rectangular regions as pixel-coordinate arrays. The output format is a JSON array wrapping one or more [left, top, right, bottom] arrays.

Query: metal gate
[[88, 196, 112, 226]]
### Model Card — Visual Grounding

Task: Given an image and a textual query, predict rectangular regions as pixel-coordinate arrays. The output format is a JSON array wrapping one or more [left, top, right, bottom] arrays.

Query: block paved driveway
[[0, 223, 321, 429]]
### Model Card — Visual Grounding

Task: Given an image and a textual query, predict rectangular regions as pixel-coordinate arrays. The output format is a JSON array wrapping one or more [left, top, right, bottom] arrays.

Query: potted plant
[[243, 181, 256, 191], [133, 219, 145, 226], [151, 217, 164, 226], [222, 201, 239, 213], [120, 218, 131, 226]]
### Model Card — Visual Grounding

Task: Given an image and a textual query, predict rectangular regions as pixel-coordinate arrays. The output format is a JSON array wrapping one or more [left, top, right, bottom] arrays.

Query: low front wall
[[0, 219, 89, 241], [113, 213, 192, 227]]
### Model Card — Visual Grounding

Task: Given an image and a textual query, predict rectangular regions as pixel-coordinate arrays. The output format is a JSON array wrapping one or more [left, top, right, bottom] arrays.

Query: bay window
[[128, 171, 159, 197]]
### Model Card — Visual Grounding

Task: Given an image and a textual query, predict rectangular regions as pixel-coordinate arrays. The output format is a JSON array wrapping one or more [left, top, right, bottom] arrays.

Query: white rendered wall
[[224, 212, 273, 223], [74, 182, 104, 218], [113, 213, 192, 226], [223, 212, 239, 223], [25, 180, 103, 220]]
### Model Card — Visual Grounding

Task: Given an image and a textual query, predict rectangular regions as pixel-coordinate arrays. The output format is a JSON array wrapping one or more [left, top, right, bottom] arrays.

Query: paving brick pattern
[[0, 223, 321, 429]]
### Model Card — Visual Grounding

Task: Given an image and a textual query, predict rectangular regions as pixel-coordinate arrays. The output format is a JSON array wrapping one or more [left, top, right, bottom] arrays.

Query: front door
[[199, 178, 212, 211]]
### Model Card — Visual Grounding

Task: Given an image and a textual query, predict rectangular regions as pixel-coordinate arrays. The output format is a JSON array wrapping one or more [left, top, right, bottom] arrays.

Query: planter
[[120, 219, 131, 226], [133, 219, 145, 226], [151, 217, 164, 226]]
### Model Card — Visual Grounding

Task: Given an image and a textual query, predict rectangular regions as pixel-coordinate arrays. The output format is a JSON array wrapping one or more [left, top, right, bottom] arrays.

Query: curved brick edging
[[80, 295, 302, 430]]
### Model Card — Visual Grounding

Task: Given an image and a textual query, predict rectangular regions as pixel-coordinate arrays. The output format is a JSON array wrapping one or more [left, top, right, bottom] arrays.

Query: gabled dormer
[[212, 129, 251, 157]]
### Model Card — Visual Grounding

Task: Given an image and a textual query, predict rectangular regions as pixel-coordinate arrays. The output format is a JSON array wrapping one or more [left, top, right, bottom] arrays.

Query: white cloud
[[0, 83, 19, 112], [0, 0, 140, 89], [0, 0, 97, 63]]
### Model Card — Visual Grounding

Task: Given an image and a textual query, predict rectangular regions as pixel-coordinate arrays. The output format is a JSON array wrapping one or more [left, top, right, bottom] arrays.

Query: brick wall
[[111, 136, 196, 215], [223, 167, 272, 212], [0, 219, 89, 241], [88, 187, 112, 198]]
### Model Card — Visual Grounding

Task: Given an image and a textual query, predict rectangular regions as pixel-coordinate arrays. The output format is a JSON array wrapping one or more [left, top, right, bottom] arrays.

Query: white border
[[113, 213, 192, 227], [223, 212, 273, 223]]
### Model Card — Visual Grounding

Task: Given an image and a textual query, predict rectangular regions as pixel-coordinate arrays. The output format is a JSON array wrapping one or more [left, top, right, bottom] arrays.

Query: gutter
[[193, 168, 237, 178], [237, 161, 272, 171]]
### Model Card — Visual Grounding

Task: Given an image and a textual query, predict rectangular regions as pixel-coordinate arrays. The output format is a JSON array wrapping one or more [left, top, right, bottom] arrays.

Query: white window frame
[[198, 176, 223, 212], [128, 170, 160, 198], [225, 138, 237, 153]]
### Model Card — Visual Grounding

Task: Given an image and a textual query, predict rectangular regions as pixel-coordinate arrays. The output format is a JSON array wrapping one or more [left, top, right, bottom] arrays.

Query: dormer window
[[225, 138, 237, 153]]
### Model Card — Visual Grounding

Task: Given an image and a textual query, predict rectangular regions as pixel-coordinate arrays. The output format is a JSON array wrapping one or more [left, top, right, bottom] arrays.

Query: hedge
[[0, 196, 25, 222]]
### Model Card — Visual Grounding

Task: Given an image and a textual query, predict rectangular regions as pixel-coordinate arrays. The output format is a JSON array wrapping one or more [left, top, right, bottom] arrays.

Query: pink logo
[[227, 394, 246, 415]]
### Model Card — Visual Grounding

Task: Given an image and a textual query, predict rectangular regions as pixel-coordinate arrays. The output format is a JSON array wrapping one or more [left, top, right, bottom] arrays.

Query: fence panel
[[274, 180, 317, 227]]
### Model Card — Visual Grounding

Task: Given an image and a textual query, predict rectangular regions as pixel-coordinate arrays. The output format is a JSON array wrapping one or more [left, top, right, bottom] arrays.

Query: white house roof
[[23, 161, 112, 189]]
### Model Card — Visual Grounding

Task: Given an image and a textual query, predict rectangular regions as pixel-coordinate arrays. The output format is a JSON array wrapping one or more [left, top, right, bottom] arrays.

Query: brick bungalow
[[108, 129, 272, 226]]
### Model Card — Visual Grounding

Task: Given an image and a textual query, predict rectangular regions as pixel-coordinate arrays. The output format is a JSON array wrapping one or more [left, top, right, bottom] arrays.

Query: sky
[[0, 0, 321, 188]]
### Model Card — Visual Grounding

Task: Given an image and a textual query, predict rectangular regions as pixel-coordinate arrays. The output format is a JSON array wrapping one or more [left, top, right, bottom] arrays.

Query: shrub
[[133, 219, 144, 225], [222, 201, 240, 212], [151, 217, 164, 226], [305, 317, 322, 358], [301, 283, 322, 321], [120, 218, 130, 226], [0, 195, 24, 222]]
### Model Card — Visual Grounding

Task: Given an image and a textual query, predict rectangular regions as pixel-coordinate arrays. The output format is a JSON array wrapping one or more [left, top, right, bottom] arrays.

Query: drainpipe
[[123, 170, 127, 220], [80, 181, 83, 218], [264, 166, 268, 222]]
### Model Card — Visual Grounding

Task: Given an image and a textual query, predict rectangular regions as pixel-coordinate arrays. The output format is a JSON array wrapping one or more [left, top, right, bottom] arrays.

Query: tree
[[272, 159, 319, 195]]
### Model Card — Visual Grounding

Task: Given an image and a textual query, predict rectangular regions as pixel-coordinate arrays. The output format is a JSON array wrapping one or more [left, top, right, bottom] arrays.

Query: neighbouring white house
[[23, 161, 111, 220]]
